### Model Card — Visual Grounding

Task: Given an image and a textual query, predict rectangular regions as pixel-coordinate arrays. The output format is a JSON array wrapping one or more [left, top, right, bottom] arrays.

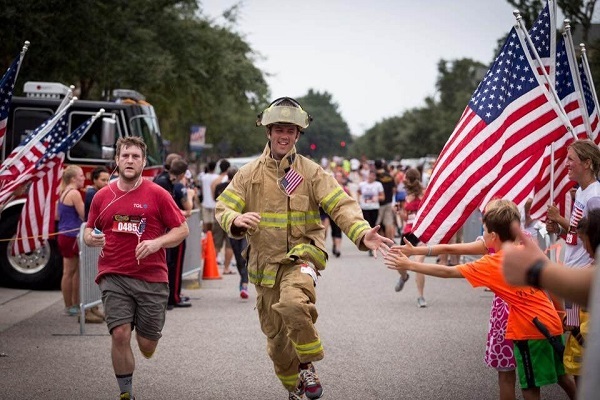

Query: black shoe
[[166, 304, 174, 310], [173, 299, 191, 308]]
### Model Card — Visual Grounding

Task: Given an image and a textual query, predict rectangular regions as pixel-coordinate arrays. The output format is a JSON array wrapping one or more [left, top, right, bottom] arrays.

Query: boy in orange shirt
[[384, 199, 576, 400]]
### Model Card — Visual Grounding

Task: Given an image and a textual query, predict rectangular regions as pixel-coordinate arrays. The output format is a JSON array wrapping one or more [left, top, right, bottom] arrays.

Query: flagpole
[[549, 141, 557, 262], [0, 98, 75, 177], [563, 20, 592, 139], [548, 0, 556, 87], [0, 106, 104, 212], [14, 41, 30, 78], [514, 10, 578, 141], [580, 43, 600, 126]]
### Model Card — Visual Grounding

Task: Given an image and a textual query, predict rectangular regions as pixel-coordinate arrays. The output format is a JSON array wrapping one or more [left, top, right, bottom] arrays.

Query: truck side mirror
[[101, 117, 116, 160]]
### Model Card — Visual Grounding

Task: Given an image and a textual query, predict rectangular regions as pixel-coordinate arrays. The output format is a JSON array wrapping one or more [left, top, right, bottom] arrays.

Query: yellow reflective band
[[289, 211, 320, 225], [321, 187, 345, 215], [259, 213, 289, 228], [347, 221, 370, 243], [248, 270, 276, 286], [277, 372, 299, 387], [293, 339, 323, 355], [287, 244, 326, 269], [218, 190, 245, 213], [221, 210, 237, 233], [257, 211, 320, 229]]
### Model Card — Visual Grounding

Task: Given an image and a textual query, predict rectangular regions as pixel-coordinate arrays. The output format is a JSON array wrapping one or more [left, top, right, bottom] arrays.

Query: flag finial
[[513, 10, 522, 21]]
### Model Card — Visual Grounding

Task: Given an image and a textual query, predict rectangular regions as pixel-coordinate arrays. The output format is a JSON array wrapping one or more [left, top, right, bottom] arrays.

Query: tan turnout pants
[[255, 263, 324, 391]]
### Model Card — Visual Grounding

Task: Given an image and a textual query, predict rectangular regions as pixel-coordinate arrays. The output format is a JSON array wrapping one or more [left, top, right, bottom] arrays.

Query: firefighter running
[[215, 97, 394, 399]]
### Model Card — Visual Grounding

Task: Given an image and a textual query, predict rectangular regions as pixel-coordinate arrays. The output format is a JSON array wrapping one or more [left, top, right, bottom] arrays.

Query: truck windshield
[[130, 115, 162, 166]]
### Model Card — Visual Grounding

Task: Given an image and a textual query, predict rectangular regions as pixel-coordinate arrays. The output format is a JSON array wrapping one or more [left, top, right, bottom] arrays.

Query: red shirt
[[403, 196, 422, 234], [87, 180, 186, 284]]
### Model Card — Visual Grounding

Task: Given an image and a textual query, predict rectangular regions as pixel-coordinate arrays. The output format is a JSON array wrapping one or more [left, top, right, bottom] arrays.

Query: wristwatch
[[526, 259, 547, 288]]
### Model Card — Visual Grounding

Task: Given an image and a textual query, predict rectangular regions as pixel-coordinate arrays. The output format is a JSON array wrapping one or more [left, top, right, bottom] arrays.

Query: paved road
[[0, 238, 569, 399]]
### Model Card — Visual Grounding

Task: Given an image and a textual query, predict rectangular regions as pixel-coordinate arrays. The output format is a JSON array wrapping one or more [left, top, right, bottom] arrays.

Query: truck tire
[[0, 211, 63, 290]]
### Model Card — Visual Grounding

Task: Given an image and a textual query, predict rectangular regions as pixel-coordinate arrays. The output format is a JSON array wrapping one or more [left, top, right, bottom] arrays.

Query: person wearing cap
[[215, 97, 394, 400]]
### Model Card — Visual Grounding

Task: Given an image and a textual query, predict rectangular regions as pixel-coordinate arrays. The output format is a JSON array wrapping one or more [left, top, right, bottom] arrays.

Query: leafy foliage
[[0, 0, 269, 155], [295, 90, 353, 159]]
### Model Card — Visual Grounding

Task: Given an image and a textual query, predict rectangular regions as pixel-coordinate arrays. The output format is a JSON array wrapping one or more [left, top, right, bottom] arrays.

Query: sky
[[199, 1, 525, 136]]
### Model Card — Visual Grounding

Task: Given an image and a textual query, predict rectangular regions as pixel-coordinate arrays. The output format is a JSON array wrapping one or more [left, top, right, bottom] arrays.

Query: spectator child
[[384, 199, 576, 400]]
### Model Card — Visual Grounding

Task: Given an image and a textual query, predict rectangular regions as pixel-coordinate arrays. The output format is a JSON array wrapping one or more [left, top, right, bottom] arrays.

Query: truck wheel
[[0, 212, 63, 290]]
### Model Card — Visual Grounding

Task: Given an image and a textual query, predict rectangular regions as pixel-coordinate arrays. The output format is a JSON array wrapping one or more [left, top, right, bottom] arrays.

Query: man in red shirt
[[85, 137, 188, 400]]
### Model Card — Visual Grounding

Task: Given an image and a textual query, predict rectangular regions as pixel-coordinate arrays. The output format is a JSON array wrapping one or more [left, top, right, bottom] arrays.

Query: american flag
[[0, 96, 71, 183], [579, 53, 600, 144], [528, 0, 556, 83], [0, 114, 68, 205], [281, 167, 303, 196], [13, 156, 63, 254], [529, 36, 588, 220], [11, 115, 95, 255], [0, 55, 21, 148], [412, 26, 568, 244], [481, 0, 558, 211]]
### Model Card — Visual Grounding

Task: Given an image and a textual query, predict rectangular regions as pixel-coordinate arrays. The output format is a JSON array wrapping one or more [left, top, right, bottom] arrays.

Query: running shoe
[[289, 386, 304, 400], [240, 288, 249, 299], [119, 392, 135, 400], [64, 306, 79, 316], [394, 274, 410, 292], [332, 245, 341, 258], [417, 297, 428, 308], [298, 363, 323, 399]]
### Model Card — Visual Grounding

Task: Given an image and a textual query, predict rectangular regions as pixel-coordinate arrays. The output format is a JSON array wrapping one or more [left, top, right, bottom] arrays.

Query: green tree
[[557, 0, 597, 42], [505, 0, 597, 42], [295, 90, 352, 159], [0, 0, 269, 155]]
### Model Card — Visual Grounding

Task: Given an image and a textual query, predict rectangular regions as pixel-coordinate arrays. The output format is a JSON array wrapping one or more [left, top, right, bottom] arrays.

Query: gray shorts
[[202, 207, 215, 225], [99, 274, 169, 341], [376, 203, 396, 227], [212, 222, 231, 250]]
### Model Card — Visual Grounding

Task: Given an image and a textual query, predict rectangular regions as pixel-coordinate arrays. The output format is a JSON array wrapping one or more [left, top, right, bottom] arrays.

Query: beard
[[119, 167, 142, 185]]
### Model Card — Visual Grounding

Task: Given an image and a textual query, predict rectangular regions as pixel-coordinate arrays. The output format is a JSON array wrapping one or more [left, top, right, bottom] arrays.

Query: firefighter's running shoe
[[298, 363, 323, 399], [289, 388, 304, 399]]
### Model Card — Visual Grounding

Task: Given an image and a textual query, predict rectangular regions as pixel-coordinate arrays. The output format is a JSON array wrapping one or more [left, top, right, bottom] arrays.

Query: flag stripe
[[10, 115, 94, 255], [415, 91, 565, 243], [413, 16, 568, 244]]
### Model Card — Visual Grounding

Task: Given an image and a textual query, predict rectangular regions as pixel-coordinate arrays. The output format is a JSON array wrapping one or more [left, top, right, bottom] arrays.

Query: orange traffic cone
[[202, 231, 222, 280]]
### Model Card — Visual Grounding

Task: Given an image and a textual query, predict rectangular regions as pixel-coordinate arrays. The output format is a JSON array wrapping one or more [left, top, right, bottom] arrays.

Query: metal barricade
[[76, 211, 202, 333], [182, 209, 202, 278], [78, 223, 102, 335], [461, 209, 483, 263]]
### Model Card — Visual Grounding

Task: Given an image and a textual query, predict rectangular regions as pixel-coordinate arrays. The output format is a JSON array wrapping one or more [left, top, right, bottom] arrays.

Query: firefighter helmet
[[256, 97, 312, 131]]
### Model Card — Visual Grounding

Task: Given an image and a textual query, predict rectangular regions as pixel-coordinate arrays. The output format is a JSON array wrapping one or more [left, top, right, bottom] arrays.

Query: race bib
[[565, 231, 577, 245], [300, 263, 318, 285], [112, 215, 144, 235]]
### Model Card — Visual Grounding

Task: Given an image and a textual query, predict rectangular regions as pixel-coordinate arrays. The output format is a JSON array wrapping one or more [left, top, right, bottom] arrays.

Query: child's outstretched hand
[[398, 237, 419, 257], [384, 247, 411, 271]]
